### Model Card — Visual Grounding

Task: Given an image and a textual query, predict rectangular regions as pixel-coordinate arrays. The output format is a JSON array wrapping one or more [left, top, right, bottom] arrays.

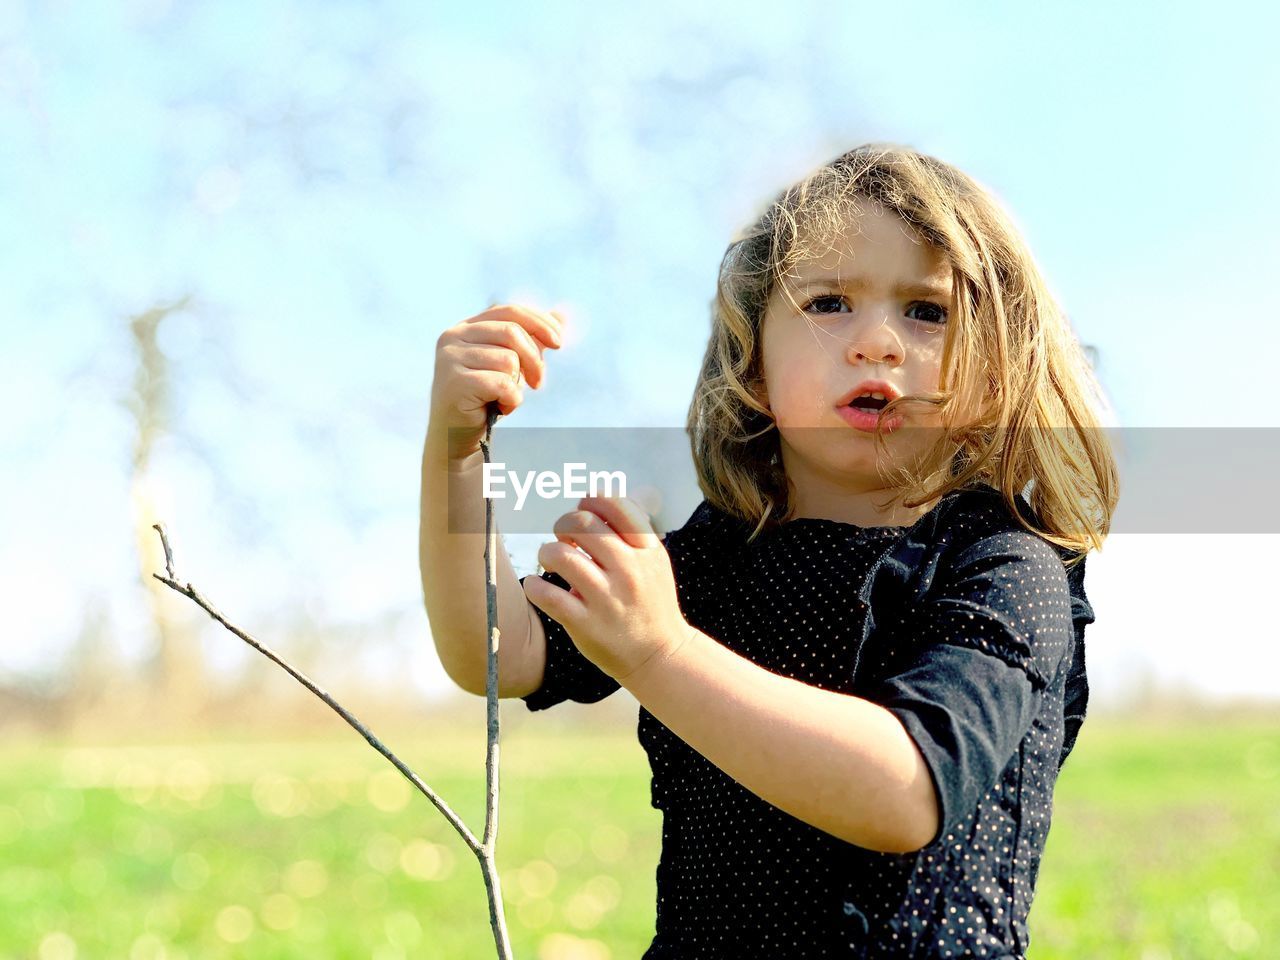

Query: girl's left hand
[[523, 495, 693, 683]]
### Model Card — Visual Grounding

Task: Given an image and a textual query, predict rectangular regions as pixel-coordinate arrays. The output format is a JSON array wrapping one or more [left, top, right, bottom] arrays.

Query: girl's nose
[[845, 316, 902, 365]]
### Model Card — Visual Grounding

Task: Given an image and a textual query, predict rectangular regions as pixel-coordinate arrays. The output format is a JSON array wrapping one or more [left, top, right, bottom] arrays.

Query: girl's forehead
[[794, 207, 938, 261], [782, 233, 952, 287]]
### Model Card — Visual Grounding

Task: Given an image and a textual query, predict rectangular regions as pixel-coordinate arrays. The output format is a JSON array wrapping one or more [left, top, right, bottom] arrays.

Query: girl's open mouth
[[833, 381, 906, 434]]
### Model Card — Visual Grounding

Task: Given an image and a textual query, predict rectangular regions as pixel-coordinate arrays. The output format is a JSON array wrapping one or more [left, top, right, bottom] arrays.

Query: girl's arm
[[620, 624, 938, 854], [618, 527, 1074, 855], [419, 425, 547, 699], [419, 304, 562, 699]]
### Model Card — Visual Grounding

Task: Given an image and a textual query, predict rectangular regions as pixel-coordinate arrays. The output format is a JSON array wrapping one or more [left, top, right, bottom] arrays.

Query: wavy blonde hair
[[687, 143, 1118, 564]]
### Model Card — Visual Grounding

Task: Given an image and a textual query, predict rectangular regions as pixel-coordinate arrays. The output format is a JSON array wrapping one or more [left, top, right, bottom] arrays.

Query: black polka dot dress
[[521, 484, 1095, 959]]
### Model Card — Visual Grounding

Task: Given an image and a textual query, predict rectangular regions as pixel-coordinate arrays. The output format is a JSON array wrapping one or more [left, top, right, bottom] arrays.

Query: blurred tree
[[127, 296, 207, 724]]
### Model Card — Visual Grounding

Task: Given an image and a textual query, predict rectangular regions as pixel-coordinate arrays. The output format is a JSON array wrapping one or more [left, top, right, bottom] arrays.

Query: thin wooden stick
[[477, 402, 513, 956], [151, 401, 517, 957]]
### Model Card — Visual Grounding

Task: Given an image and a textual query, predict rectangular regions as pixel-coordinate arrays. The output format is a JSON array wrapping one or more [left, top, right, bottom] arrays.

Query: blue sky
[[3, 0, 1278, 704]]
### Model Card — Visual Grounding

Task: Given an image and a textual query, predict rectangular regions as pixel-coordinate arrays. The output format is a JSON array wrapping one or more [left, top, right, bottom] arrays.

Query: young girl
[[420, 143, 1118, 959]]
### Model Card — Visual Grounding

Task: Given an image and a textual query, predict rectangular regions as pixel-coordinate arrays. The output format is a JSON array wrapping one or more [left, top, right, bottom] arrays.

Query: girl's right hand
[[429, 303, 565, 463]]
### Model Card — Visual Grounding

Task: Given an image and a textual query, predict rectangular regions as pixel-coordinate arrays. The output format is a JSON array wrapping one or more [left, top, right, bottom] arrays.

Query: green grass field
[[1, 710, 1276, 959]]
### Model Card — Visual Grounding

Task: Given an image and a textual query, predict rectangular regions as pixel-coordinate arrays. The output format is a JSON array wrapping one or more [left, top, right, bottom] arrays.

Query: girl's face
[[758, 199, 955, 513]]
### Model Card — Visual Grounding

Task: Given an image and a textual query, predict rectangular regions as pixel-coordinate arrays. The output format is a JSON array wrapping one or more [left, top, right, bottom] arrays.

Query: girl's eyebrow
[[796, 275, 953, 300]]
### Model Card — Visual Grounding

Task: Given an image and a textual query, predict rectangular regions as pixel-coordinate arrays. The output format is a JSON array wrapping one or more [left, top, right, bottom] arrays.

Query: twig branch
[[149, 528, 483, 853], [150, 402, 516, 957]]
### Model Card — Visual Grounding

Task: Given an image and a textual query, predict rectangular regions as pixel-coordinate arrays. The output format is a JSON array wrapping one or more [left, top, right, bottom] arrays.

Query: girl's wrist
[[425, 421, 487, 473], [445, 447, 486, 474], [617, 624, 699, 688]]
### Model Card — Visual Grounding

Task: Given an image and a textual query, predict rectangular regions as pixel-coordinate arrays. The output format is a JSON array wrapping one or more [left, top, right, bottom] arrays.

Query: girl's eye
[[802, 295, 949, 324], [906, 301, 948, 325], [803, 295, 849, 315]]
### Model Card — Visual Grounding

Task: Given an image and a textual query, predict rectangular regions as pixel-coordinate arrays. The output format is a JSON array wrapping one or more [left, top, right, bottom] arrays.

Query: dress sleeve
[[1059, 552, 1095, 770], [863, 528, 1074, 847], [518, 567, 621, 712]]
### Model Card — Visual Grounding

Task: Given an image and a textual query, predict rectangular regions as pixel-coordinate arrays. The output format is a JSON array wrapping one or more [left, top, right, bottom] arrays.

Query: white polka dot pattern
[[521, 485, 1095, 959]]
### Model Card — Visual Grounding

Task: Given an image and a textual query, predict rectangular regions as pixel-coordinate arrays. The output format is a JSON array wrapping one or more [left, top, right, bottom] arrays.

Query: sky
[[2, 0, 1278, 706]]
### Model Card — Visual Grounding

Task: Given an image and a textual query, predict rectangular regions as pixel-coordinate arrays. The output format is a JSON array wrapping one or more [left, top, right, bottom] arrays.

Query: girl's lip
[[834, 379, 903, 408], [836, 404, 905, 434]]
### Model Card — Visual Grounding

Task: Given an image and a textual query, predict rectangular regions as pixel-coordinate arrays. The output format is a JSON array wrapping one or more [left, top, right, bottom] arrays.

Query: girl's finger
[[467, 303, 562, 351], [456, 320, 547, 389], [449, 343, 519, 372], [523, 571, 588, 627], [577, 496, 660, 549], [551, 509, 628, 571], [537, 540, 609, 600]]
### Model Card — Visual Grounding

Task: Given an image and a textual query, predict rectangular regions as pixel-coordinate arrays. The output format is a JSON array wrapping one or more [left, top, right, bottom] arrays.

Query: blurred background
[[2, 1, 1277, 958]]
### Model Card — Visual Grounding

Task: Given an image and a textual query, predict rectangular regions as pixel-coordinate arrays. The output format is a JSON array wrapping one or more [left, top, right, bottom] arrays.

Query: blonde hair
[[687, 143, 1118, 564]]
